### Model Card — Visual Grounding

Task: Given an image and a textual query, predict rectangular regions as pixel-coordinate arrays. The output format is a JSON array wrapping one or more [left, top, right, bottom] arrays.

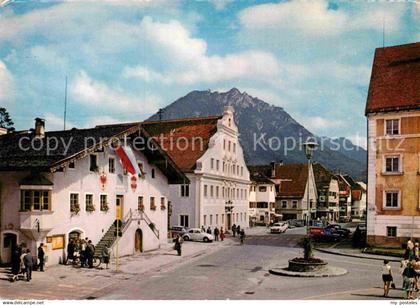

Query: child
[[382, 260, 392, 297], [403, 261, 416, 299]]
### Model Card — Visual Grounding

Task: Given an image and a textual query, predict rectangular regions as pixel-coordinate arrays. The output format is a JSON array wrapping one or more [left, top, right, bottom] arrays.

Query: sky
[[0, 0, 418, 148]]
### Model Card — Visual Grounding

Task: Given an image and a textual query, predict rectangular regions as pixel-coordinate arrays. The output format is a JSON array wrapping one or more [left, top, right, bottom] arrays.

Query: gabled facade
[[248, 172, 277, 226], [313, 163, 339, 222], [0, 120, 186, 265], [365, 42, 420, 247], [143, 106, 251, 231]]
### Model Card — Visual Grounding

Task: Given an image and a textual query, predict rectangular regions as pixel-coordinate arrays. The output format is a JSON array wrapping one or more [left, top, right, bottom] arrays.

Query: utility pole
[[116, 219, 119, 272]]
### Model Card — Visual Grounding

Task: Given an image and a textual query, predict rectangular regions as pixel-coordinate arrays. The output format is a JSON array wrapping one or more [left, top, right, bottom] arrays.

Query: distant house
[[0, 119, 186, 265], [270, 163, 317, 222], [248, 170, 277, 226], [337, 175, 352, 220], [365, 42, 420, 247], [351, 182, 366, 219], [143, 106, 251, 231], [312, 163, 339, 222]]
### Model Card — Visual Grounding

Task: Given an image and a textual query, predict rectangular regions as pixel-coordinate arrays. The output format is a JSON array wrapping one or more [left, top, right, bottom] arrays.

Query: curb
[[315, 248, 401, 262], [269, 266, 348, 278]]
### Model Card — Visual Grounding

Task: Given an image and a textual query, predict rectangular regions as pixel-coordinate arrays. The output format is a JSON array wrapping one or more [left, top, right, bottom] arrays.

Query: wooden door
[[135, 229, 143, 253], [116, 195, 124, 220]]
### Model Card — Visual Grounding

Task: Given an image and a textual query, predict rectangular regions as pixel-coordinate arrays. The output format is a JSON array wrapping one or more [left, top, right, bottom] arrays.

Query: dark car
[[170, 226, 188, 238], [325, 224, 351, 237], [309, 227, 341, 242]]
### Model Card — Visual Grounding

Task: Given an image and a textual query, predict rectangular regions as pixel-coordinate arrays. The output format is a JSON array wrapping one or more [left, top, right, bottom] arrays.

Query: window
[[109, 158, 115, 173], [210, 215, 213, 225], [210, 185, 214, 197], [216, 214, 219, 225], [232, 165, 235, 175], [387, 226, 397, 237], [85, 194, 94, 212], [100, 194, 108, 212], [385, 156, 400, 173], [385, 119, 400, 135], [257, 202, 268, 209], [237, 165, 239, 175], [204, 185, 208, 197], [222, 187, 225, 198], [89, 154, 97, 172], [204, 215, 207, 226], [222, 214, 225, 224], [259, 186, 267, 192], [70, 193, 79, 213], [151, 168, 155, 178], [241, 167, 243, 176], [216, 186, 219, 198], [249, 202, 256, 208], [228, 141, 231, 151], [385, 191, 399, 208], [282, 200, 287, 208], [180, 215, 189, 227], [138, 196, 144, 211], [20, 190, 51, 211], [223, 162, 225, 172], [69, 161, 75, 169], [237, 189, 239, 199], [150, 197, 156, 210], [260, 215, 264, 221], [233, 143, 236, 153], [181, 184, 190, 197], [223, 140, 226, 150], [292, 201, 298, 209], [161, 197, 166, 210], [211, 158, 214, 169], [216, 160, 219, 171]]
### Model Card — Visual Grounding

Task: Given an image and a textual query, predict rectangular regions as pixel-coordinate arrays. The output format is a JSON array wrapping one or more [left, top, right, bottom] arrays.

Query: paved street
[[0, 226, 407, 300]]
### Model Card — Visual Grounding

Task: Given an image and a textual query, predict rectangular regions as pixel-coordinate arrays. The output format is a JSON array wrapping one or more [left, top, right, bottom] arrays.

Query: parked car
[[339, 216, 352, 223], [325, 224, 351, 237], [270, 222, 288, 234], [182, 228, 214, 242], [309, 227, 342, 242], [170, 226, 188, 238]]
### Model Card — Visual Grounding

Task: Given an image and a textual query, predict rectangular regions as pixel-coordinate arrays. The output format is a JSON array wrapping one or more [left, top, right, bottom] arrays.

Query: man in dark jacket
[[23, 249, 34, 281], [232, 224, 237, 237], [87, 240, 95, 268], [206, 227, 211, 234], [37, 243, 45, 272], [214, 227, 219, 241]]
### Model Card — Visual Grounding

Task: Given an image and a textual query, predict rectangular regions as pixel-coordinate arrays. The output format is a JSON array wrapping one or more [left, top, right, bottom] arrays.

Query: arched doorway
[[2, 233, 17, 264], [135, 229, 143, 253]]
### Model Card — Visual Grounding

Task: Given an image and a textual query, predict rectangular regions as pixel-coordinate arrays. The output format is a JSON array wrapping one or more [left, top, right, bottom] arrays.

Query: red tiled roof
[[366, 42, 420, 114], [273, 164, 308, 198], [142, 116, 221, 172]]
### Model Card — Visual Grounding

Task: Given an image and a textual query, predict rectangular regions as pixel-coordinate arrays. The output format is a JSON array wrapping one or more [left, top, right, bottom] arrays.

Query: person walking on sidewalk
[[10, 246, 21, 282], [102, 244, 111, 269], [201, 226, 206, 232], [220, 227, 225, 241], [237, 225, 241, 237], [232, 224, 237, 237], [87, 240, 95, 268], [403, 261, 416, 299], [214, 227, 219, 241], [239, 229, 245, 245], [37, 243, 45, 272], [206, 227, 212, 235], [174, 234, 183, 256], [382, 260, 393, 297], [23, 249, 34, 282]]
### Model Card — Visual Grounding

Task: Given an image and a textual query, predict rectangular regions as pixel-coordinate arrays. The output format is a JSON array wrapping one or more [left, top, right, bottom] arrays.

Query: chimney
[[0, 127, 7, 136], [270, 161, 276, 178], [34, 118, 45, 138]]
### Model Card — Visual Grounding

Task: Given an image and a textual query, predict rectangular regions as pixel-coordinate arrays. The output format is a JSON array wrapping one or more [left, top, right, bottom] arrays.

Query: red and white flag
[[115, 144, 142, 177]]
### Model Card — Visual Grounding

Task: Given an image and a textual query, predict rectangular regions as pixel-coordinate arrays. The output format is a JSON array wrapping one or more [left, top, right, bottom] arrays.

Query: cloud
[[122, 17, 281, 85], [70, 70, 161, 115], [43, 112, 76, 131], [239, 0, 406, 37], [211, 0, 233, 11], [0, 60, 14, 104], [297, 116, 344, 135]]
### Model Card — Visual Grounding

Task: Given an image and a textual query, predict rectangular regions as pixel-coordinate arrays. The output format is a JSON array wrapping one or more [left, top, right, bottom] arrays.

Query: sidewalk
[[0, 238, 235, 300], [315, 247, 401, 262]]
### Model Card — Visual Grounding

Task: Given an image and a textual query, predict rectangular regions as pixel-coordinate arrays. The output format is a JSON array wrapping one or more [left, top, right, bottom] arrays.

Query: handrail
[[135, 209, 160, 239]]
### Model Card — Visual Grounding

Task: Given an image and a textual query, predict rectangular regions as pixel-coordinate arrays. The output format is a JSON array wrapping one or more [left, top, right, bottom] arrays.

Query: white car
[[270, 222, 288, 234], [182, 228, 214, 242]]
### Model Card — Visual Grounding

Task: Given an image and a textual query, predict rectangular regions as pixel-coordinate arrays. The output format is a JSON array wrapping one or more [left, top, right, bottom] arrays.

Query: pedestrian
[[214, 227, 219, 241], [201, 225, 206, 232], [101, 244, 111, 269], [237, 225, 241, 237], [206, 227, 211, 234], [174, 234, 183, 256], [413, 257, 420, 292], [382, 260, 393, 297], [23, 249, 34, 282], [403, 261, 416, 299], [80, 239, 87, 267], [415, 242, 419, 259], [37, 243, 45, 272], [220, 227, 225, 242], [239, 229, 245, 245], [87, 240, 95, 268], [67, 239, 75, 264], [232, 224, 237, 237], [10, 246, 21, 282]]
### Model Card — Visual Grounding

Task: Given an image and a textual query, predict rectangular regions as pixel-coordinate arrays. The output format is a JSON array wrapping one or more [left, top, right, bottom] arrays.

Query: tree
[[0, 107, 15, 132]]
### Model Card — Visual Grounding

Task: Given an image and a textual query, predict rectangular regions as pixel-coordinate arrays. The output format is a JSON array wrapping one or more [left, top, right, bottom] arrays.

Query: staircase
[[135, 209, 160, 239], [94, 210, 132, 257]]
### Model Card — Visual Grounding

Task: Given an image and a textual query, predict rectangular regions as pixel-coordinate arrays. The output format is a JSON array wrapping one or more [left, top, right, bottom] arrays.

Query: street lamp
[[303, 141, 318, 233]]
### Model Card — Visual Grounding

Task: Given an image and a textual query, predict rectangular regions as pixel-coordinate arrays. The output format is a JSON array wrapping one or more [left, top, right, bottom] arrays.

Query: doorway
[[2, 233, 17, 264], [227, 213, 231, 230], [135, 229, 143, 253], [116, 195, 124, 220]]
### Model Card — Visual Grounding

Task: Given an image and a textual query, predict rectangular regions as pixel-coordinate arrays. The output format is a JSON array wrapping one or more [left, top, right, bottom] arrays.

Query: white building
[[248, 174, 277, 226], [143, 106, 251, 231], [0, 120, 186, 265], [351, 182, 367, 219]]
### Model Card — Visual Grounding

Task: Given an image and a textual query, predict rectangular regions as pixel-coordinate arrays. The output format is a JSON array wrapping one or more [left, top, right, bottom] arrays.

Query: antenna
[[64, 75, 68, 130]]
